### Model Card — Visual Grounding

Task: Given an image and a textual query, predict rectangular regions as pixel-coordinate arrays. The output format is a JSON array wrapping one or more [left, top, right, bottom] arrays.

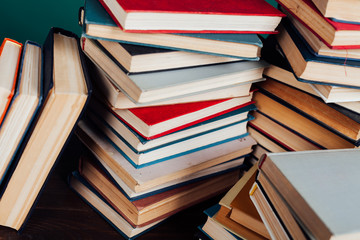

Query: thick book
[[88, 98, 256, 152], [97, 0, 284, 33], [0, 38, 22, 126], [69, 173, 165, 240], [81, 0, 264, 60], [276, 0, 360, 49], [91, 60, 260, 108], [75, 123, 256, 195], [257, 79, 360, 146], [77, 158, 240, 227], [312, 0, 360, 23], [258, 149, 360, 240], [256, 171, 307, 240], [0, 28, 91, 231], [253, 91, 356, 149], [92, 39, 242, 73], [82, 36, 267, 103], [249, 182, 290, 240], [83, 112, 252, 167], [79, 150, 249, 201], [101, 97, 255, 140], [0, 41, 43, 185], [277, 19, 360, 88]]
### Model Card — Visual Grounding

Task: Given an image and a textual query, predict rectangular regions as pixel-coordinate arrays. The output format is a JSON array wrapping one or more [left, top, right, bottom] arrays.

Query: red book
[[0, 38, 23, 125], [276, 0, 360, 49], [109, 96, 253, 139], [98, 0, 284, 33]]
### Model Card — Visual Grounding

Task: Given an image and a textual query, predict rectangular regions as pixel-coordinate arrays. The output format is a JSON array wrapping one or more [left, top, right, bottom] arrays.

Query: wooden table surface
[[0, 136, 221, 240]]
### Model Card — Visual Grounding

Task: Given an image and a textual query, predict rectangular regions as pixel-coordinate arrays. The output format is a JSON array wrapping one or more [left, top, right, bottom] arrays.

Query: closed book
[[82, 35, 267, 103], [311, 0, 360, 23], [97, 0, 284, 33], [0, 28, 91, 231], [88, 98, 256, 152], [0, 41, 43, 186], [277, 19, 360, 88], [276, 0, 360, 49], [82, 0, 264, 59], [257, 79, 360, 146], [258, 149, 360, 240], [0, 38, 22, 126]]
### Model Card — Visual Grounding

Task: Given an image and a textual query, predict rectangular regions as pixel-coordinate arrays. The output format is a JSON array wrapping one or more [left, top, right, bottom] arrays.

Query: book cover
[[0, 38, 23, 126], [97, 0, 284, 33], [0, 41, 44, 188], [0, 28, 92, 231], [82, 0, 264, 59], [259, 149, 360, 240]]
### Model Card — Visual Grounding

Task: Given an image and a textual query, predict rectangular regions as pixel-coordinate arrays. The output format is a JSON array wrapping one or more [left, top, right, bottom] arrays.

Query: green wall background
[[0, 0, 84, 44], [0, 0, 278, 45]]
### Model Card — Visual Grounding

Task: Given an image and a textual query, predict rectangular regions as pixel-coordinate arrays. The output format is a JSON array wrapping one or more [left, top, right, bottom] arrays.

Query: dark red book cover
[[112, 99, 254, 139], [98, 0, 284, 33]]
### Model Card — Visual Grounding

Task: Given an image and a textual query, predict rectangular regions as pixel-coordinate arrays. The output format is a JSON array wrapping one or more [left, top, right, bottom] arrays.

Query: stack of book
[[199, 164, 271, 240], [68, 0, 284, 238], [251, 149, 360, 239], [248, 0, 360, 160], [0, 29, 91, 231]]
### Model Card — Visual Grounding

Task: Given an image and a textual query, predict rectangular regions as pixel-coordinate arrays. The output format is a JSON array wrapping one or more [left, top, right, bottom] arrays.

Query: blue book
[[278, 19, 360, 89], [0, 41, 44, 188], [81, 0, 263, 60]]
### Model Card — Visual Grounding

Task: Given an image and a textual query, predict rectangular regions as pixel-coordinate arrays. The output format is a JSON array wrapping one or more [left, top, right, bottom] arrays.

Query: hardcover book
[[258, 149, 360, 240], [97, 0, 284, 33], [81, 0, 264, 59], [276, 0, 360, 49], [277, 19, 360, 88], [0, 28, 91, 231], [311, 0, 360, 23], [0, 41, 43, 186], [0, 38, 22, 126]]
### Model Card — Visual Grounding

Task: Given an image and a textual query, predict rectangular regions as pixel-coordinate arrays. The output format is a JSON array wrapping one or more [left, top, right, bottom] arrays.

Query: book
[[253, 91, 356, 149], [277, 19, 360, 88], [75, 123, 256, 194], [256, 171, 307, 240], [249, 111, 321, 151], [69, 173, 165, 239], [82, 36, 267, 103], [258, 149, 360, 240], [288, 14, 360, 60], [0, 28, 91, 231], [257, 79, 360, 146], [311, 84, 360, 103], [77, 160, 240, 227], [79, 150, 248, 200], [201, 205, 241, 240], [88, 98, 256, 152], [248, 125, 288, 153], [0, 41, 43, 185], [100, 97, 255, 140], [92, 60, 260, 108], [83, 112, 252, 167], [312, 0, 360, 23], [82, 0, 264, 59], [249, 182, 290, 240], [92, 39, 241, 73], [227, 166, 270, 239], [0, 38, 22, 126], [275, 0, 360, 49], [97, 0, 284, 33]]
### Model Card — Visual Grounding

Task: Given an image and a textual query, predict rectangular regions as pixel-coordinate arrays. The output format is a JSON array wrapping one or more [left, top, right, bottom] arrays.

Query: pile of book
[[67, 0, 284, 238], [248, 0, 360, 161], [0, 30, 91, 230]]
